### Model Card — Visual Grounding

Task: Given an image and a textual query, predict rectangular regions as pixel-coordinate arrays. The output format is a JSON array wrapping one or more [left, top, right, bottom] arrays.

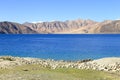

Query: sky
[[0, 0, 120, 23]]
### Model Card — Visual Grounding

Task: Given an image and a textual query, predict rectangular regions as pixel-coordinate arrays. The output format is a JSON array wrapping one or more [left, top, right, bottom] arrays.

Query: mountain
[[92, 20, 120, 33], [24, 19, 97, 33], [0, 21, 37, 34], [0, 19, 120, 34]]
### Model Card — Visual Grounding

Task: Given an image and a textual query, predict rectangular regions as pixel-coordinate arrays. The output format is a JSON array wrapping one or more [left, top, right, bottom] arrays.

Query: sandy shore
[[0, 56, 120, 72]]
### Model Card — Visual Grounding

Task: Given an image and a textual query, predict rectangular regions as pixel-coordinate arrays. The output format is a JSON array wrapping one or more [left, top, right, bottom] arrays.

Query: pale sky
[[0, 0, 120, 23]]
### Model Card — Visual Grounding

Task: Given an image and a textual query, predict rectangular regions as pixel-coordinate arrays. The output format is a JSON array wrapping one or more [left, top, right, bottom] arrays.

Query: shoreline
[[0, 56, 120, 72]]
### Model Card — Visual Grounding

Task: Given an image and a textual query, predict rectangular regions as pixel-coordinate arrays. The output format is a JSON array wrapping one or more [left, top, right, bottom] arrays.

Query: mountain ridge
[[0, 21, 37, 34], [0, 19, 120, 34]]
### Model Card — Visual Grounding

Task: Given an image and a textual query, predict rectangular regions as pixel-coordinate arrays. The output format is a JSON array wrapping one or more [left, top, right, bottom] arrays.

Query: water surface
[[0, 34, 120, 60]]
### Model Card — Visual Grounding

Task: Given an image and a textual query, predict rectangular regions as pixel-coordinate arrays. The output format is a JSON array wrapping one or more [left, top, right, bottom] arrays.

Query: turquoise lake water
[[0, 34, 120, 60]]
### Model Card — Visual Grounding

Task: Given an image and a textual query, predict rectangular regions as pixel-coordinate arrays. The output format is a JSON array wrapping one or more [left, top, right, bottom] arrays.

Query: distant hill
[[92, 20, 120, 33], [0, 19, 120, 34], [0, 21, 37, 34]]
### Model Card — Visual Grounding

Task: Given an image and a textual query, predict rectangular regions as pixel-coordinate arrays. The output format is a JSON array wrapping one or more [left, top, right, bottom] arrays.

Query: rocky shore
[[0, 56, 120, 72]]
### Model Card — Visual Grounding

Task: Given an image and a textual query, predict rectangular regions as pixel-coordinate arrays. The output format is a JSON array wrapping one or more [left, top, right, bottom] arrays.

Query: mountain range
[[0, 19, 120, 34]]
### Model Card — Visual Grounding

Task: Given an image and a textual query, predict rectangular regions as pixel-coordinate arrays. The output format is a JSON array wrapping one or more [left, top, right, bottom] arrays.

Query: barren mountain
[[24, 19, 97, 33], [0, 21, 37, 34], [92, 20, 120, 33], [0, 19, 120, 34]]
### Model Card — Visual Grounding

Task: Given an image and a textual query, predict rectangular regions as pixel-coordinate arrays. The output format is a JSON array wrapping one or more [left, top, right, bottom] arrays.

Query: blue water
[[0, 34, 120, 60]]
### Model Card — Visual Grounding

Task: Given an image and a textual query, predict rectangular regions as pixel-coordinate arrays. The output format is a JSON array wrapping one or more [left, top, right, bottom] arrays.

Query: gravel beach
[[0, 56, 120, 72]]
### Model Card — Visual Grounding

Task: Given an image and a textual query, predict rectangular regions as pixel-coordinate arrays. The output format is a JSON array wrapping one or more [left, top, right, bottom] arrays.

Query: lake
[[0, 34, 120, 61]]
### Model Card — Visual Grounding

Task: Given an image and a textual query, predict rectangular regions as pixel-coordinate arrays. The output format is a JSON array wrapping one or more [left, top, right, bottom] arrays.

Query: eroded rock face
[[24, 19, 97, 33], [24, 20, 120, 34], [1, 19, 120, 34], [0, 21, 37, 34], [96, 20, 120, 33]]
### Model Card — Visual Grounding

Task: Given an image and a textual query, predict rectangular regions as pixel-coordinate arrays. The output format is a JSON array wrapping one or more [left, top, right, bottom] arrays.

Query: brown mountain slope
[[93, 20, 120, 33], [0, 21, 37, 34], [1, 19, 120, 34], [24, 19, 97, 33]]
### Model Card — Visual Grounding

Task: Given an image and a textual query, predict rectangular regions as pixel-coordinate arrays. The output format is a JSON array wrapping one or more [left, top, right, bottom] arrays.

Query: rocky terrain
[[24, 19, 97, 33], [0, 21, 37, 34], [0, 19, 120, 34], [0, 56, 120, 72], [0, 56, 120, 80]]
